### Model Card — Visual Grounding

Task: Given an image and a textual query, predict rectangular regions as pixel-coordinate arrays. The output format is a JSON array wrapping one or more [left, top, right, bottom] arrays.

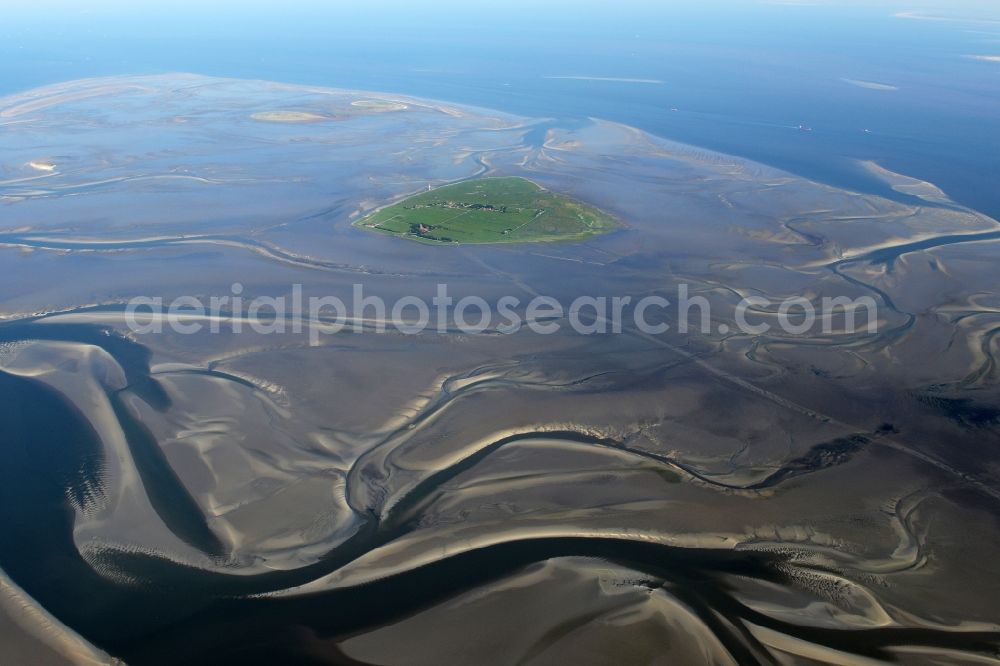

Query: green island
[[353, 176, 618, 244]]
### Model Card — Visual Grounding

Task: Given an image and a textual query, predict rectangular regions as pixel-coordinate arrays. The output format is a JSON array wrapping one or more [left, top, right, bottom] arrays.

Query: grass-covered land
[[353, 177, 618, 244]]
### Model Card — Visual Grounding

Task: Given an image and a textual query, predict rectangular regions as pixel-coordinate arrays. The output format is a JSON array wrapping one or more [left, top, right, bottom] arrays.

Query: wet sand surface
[[1, 75, 999, 664]]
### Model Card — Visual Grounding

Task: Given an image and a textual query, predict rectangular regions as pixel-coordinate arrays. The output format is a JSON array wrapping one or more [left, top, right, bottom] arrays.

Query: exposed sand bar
[[860, 159, 951, 202], [0, 568, 116, 665], [841, 78, 899, 91], [250, 111, 330, 122]]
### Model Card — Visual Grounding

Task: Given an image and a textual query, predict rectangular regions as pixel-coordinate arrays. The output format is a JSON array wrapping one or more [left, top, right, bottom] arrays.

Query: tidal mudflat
[[1, 74, 999, 664]]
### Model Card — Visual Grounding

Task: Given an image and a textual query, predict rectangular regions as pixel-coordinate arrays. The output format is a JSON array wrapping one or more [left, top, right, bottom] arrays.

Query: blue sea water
[[2, 1, 998, 217]]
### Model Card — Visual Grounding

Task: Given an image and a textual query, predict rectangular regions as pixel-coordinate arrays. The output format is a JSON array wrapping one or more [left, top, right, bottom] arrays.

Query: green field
[[353, 177, 618, 244]]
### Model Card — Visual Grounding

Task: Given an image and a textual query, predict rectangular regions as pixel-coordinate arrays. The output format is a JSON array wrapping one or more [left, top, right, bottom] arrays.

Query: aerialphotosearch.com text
[[125, 282, 878, 345]]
